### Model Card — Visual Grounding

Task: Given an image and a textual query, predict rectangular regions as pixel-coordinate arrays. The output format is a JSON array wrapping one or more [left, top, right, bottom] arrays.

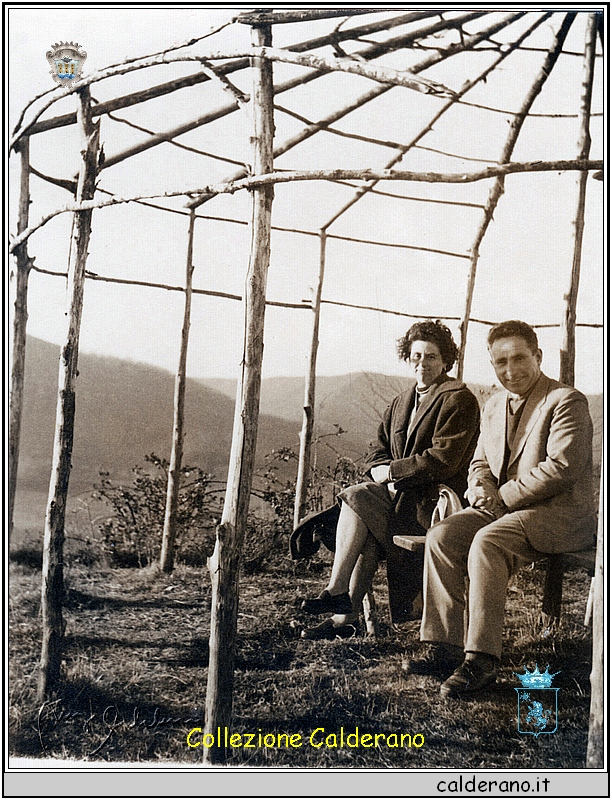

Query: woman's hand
[[370, 464, 391, 484]]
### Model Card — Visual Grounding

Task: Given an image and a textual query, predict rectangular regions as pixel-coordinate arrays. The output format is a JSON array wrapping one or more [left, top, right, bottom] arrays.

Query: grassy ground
[[8, 539, 594, 769]]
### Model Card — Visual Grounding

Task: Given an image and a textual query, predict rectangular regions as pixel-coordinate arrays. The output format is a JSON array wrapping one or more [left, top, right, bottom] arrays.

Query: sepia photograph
[[6, 4, 606, 796]]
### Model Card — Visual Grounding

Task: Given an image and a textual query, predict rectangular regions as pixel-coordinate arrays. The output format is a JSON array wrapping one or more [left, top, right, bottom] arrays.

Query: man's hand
[[466, 479, 506, 519], [370, 464, 391, 484], [465, 477, 491, 507]]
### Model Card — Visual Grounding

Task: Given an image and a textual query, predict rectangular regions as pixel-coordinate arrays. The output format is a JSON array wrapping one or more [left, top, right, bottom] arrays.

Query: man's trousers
[[420, 507, 544, 658]]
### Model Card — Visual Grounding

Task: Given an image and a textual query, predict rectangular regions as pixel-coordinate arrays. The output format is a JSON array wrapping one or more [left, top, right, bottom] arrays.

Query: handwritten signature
[[35, 700, 203, 756]]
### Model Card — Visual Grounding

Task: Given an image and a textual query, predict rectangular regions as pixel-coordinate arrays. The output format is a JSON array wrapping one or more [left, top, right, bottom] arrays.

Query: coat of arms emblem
[[46, 42, 87, 85], [514, 665, 560, 737]]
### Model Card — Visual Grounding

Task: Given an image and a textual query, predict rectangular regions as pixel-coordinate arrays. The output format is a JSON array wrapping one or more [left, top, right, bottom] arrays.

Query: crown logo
[[46, 42, 87, 85], [515, 664, 559, 689]]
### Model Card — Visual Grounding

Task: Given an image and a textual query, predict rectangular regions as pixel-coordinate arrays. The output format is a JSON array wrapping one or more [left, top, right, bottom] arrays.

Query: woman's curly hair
[[397, 320, 459, 371]]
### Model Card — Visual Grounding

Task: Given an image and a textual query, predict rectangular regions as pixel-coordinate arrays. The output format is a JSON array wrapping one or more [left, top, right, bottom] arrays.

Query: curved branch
[[11, 46, 455, 148], [16, 16, 493, 148], [11, 52, 238, 147], [12, 11, 483, 144], [11, 13, 448, 141], [253, 46, 457, 96], [9, 159, 602, 253]]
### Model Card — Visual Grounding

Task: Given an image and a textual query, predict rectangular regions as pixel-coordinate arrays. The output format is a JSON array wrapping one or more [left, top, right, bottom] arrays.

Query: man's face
[[488, 335, 542, 396]]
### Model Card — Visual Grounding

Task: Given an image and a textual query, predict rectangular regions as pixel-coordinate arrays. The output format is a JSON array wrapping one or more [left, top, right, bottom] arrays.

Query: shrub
[[93, 433, 363, 572], [246, 437, 362, 573], [94, 454, 224, 567]]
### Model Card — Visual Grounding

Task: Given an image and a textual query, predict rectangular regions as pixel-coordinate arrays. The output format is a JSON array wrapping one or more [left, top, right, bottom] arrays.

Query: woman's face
[[408, 339, 446, 389]]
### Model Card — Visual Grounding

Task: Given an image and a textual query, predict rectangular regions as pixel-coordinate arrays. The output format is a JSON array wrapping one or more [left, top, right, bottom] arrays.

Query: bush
[[93, 435, 363, 572], [94, 454, 224, 567], [246, 439, 362, 573], [245, 448, 297, 573]]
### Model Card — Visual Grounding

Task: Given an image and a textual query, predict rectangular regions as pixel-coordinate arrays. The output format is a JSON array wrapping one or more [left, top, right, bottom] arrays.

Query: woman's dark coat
[[365, 374, 480, 535], [364, 374, 480, 620], [290, 374, 480, 622]]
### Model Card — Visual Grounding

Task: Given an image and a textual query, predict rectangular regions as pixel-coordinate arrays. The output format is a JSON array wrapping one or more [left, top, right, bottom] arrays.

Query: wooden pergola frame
[[8, 9, 604, 767]]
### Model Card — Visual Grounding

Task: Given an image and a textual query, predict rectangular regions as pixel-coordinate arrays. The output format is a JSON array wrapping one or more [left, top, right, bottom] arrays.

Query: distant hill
[[205, 373, 500, 448], [16, 337, 302, 496], [15, 337, 603, 527]]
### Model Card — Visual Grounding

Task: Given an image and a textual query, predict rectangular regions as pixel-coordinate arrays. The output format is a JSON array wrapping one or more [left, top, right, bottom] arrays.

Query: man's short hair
[[487, 320, 539, 353]]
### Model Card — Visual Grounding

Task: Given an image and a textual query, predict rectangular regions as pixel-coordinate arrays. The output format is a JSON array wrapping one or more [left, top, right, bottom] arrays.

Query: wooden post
[[541, 15, 599, 638], [203, 22, 274, 765], [294, 230, 326, 527], [586, 466, 604, 768], [9, 136, 33, 544], [456, 12, 576, 378], [38, 87, 99, 701], [560, 12, 598, 385], [159, 211, 196, 572]]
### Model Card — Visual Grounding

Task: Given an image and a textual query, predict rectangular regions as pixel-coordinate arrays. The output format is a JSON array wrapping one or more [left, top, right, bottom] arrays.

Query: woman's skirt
[[338, 480, 425, 622], [337, 481, 395, 555]]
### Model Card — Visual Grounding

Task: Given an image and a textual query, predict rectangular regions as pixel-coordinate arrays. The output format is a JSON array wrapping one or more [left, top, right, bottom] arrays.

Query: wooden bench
[[393, 534, 596, 626]]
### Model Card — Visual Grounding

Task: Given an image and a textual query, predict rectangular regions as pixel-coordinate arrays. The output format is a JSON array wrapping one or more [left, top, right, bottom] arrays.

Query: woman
[[300, 320, 480, 639]]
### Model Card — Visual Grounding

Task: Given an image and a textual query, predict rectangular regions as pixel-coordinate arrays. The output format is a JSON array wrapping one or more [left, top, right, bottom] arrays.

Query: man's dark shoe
[[405, 643, 464, 676], [301, 589, 353, 616], [440, 658, 497, 699]]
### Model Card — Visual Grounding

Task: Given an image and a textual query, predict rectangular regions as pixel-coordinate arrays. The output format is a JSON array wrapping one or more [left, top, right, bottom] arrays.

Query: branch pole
[[322, 12, 550, 231], [38, 87, 99, 701], [242, 46, 456, 97], [159, 210, 197, 572], [10, 159, 603, 253], [236, 9, 389, 25], [362, 589, 379, 637], [586, 463, 604, 768], [294, 230, 327, 527], [560, 12, 598, 386], [9, 136, 32, 544], [456, 12, 576, 378], [18, 11, 436, 140], [203, 22, 274, 765]]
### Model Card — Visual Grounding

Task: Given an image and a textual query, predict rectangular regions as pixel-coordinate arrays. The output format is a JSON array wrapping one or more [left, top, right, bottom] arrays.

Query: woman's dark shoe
[[301, 589, 353, 615], [300, 618, 359, 640]]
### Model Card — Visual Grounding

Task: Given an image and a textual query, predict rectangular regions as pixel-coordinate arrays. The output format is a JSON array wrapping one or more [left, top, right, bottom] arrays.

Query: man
[[410, 320, 595, 699]]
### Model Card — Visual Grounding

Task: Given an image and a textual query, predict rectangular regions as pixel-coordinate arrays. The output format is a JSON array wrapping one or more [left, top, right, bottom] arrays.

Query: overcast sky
[[7, 5, 605, 393]]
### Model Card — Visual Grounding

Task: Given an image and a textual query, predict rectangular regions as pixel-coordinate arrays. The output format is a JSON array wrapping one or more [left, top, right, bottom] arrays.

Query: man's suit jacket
[[469, 372, 595, 553]]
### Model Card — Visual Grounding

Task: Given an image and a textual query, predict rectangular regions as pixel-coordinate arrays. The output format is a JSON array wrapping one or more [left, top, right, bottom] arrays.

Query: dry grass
[[8, 542, 594, 768]]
